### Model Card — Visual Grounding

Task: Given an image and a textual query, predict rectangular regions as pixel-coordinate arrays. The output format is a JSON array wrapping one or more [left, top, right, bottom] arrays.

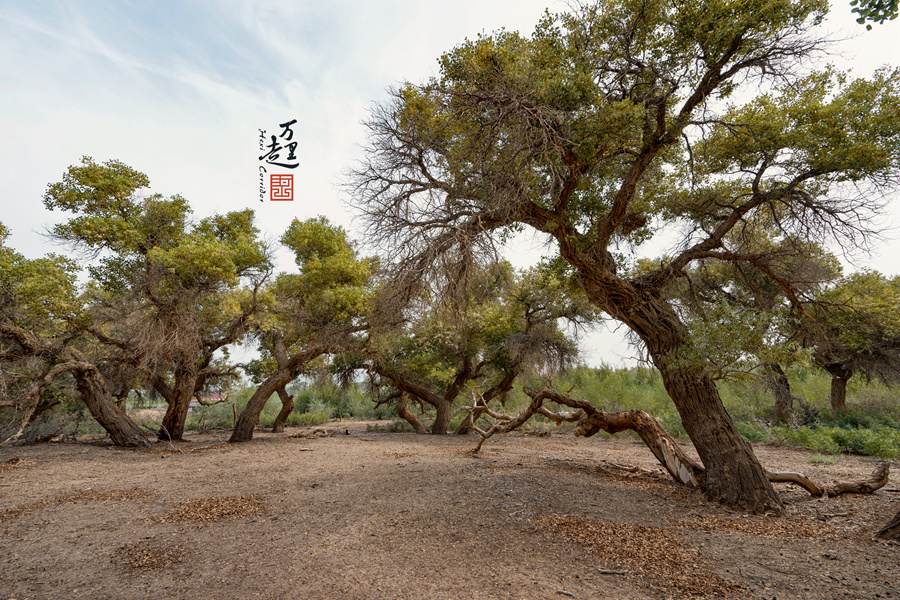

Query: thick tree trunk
[[431, 400, 452, 435], [157, 372, 197, 441], [73, 366, 149, 448], [825, 365, 852, 413], [877, 507, 900, 541], [271, 386, 294, 433], [230, 370, 292, 443], [766, 364, 794, 425], [396, 393, 427, 435], [577, 276, 783, 514], [657, 366, 782, 513]]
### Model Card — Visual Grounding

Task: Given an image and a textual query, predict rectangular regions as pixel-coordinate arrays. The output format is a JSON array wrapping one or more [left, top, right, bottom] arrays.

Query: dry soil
[[1, 421, 898, 600]]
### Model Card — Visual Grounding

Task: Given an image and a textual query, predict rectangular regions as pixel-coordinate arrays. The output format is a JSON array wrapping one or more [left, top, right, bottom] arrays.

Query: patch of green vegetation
[[284, 411, 332, 427], [809, 454, 837, 465], [552, 365, 900, 460]]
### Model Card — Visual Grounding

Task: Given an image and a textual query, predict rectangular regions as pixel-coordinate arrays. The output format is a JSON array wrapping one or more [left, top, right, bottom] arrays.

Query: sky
[[1, 1, 899, 367]]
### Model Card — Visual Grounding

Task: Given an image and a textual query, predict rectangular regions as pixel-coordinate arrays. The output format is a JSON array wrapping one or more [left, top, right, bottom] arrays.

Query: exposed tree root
[[466, 387, 890, 503], [877, 507, 900, 541]]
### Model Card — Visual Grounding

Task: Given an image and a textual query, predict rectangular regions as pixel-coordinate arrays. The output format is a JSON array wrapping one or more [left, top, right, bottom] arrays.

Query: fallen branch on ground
[[465, 387, 890, 500]]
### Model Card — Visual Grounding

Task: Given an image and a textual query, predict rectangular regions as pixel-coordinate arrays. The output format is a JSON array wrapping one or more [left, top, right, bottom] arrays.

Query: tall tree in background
[[43, 157, 271, 441], [349, 1, 900, 512], [230, 217, 375, 443]]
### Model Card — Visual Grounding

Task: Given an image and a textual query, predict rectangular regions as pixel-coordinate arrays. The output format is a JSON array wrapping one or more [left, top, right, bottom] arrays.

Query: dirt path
[[1, 422, 897, 599]]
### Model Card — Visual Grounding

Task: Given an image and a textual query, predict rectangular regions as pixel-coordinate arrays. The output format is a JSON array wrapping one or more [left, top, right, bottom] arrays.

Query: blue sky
[[1, 1, 898, 366]]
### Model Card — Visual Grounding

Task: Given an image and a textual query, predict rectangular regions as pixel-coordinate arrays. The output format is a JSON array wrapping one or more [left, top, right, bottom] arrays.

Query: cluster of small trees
[[0, 158, 592, 448], [2, 1, 900, 518]]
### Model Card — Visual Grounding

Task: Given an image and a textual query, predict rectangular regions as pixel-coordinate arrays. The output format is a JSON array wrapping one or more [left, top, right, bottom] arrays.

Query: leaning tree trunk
[[766, 363, 795, 425], [582, 278, 783, 514], [230, 370, 293, 443], [73, 365, 149, 448], [271, 385, 294, 433], [877, 507, 900, 541], [656, 365, 782, 513], [396, 393, 427, 435]]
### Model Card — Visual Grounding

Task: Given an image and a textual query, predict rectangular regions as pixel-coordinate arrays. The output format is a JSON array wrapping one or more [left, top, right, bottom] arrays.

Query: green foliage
[[275, 216, 374, 327], [43, 156, 269, 296], [850, 0, 899, 28], [555, 365, 899, 459], [0, 222, 82, 332], [291, 381, 393, 420], [284, 410, 332, 427]]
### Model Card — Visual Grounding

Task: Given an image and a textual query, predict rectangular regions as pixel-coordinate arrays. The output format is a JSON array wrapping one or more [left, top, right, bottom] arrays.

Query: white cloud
[[1, 0, 898, 367]]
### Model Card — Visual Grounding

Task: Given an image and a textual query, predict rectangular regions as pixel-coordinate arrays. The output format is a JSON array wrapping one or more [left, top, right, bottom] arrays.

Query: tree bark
[[877, 507, 900, 541], [577, 276, 783, 514], [396, 393, 427, 435], [431, 399, 452, 435], [0, 325, 149, 448], [766, 364, 795, 425], [271, 385, 294, 433], [657, 366, 782, 512], [824, 364, 852, 413], [767, 462, 889, 497], [156, 371, 197, 442], [571, 406, 704, 486], [71, 364, 150, 447], [230, 370, 292, 443], [230, 344, 325, 443]]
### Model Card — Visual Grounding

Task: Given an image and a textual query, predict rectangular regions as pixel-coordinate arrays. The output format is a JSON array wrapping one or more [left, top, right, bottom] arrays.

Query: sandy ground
[[1, 421, 898, 600]]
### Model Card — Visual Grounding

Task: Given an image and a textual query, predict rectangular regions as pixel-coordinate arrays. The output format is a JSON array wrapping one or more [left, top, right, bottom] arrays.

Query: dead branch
[[468, 387, 892, 500], [767, 462, 891, 497]]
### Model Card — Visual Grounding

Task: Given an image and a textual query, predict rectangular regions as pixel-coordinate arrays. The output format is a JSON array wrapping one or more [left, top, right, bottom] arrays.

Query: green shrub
[[285, 411, 332, 427], [735, 421, 770, 443]]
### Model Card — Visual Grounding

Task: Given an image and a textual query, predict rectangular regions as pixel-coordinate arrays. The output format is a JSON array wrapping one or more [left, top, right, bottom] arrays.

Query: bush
[[284, 411, 332, 427], [735, 421, 769, 443]]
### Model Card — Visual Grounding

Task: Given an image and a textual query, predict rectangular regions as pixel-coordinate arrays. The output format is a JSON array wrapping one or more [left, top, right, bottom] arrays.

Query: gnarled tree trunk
[[271, 385, 294, 433], [579, 276, 783, 514], [230, 370, 292, 443], [73, 364, 150, 447], [230, 342, 326, 443], [431, 399, 452, 435], [396, 392, 427, 434], [156, 369, 198, 442], [657, 365, 782, 512]]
